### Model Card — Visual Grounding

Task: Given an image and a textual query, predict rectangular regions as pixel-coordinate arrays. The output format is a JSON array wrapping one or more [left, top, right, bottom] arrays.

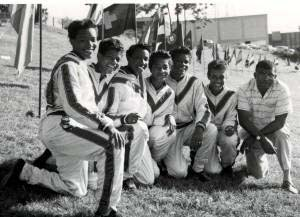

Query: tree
[[34, 7, 48, 24], [136, 4, 157, 15], [60, 17, 73, 30], [137, 3, 212, 23], [137, 3, 213, 37], [0, 4, 9, 13]]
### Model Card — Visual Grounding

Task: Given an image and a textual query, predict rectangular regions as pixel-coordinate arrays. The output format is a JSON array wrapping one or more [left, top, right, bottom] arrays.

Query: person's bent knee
[[167, 167, 188, 179], [68, 186, 87, 197], [206, 124, 218, 137], [64, 181, 87, 197], [135, 174, 155, 186], [205, 163, 222, 174], [219, 132, 238, 148], [248, 167, 267, 179]]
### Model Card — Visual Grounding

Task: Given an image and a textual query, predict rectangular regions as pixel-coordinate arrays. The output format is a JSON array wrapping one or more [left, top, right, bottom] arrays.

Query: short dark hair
[[68, 19, 97, 40], [169, 46, 192, 60], [207, 59, 227, 77], [256, 60, 273, 72], [98, 38, 124, 55], [149, 50, 172, 70], [126, 43, 151, 58]]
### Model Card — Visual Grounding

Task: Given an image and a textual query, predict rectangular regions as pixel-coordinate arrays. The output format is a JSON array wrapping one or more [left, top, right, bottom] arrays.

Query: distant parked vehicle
[[286, 49, 295, 55], [248, 44, 259, 50], [204, 39, 214, 48], [260, 45, 276, 53], [275, 46, 289, 54], [236, 43, 251, 50]]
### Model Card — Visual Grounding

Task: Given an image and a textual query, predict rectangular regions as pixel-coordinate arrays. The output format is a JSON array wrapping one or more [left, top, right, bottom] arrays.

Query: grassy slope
[[0, 25, 300, 217]]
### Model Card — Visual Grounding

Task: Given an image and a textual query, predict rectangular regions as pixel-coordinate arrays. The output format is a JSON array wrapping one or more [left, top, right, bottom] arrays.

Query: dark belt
[[176, 120, 193, 129], [47, 111, 67, 116]]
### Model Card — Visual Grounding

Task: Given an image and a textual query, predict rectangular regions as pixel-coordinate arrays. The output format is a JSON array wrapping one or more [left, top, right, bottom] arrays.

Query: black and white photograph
[[0, 1, 300, 216]]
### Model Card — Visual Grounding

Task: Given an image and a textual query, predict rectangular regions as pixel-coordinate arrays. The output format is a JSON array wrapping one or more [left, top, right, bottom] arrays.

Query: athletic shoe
[[123, 178, 137, 191], [0, 159, 25, 189], [282, 180, 299, 194], [197, 171, 211, 182], [233, 166, 248, 186], [221, 166, 234, 178], [95, 209, 122, 217], [157, 161, 168, 177]]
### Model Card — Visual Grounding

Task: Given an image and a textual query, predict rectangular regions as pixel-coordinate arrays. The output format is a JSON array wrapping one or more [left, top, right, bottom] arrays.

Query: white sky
[[28, 0, 300, 33]]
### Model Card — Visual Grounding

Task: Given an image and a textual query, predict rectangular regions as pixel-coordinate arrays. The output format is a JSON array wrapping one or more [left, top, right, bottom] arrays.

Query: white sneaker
[[282, 180, 298, 194]]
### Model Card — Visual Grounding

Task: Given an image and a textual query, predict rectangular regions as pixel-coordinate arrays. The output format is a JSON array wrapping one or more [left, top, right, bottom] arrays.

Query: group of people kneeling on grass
[[0, 19, 298, 217]]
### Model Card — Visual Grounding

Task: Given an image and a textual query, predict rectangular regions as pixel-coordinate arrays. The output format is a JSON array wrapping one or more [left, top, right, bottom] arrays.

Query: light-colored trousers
[[239, 129, 291, 179], [216, 128, 239, 168], [164, 123, 219, 178], [148, 125, 176, 162], [19, 115, 124, 215], [124, 121, 156, 185]]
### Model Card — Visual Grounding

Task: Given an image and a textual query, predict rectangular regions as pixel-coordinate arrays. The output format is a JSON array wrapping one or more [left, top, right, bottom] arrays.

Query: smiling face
[[70, 28, 97, 60], [127, 48, 150, 74], [150, 58, 171, 82], [170, 53, 190, 81], [97, 49, 123, 74], [208, 69, 226, 95]]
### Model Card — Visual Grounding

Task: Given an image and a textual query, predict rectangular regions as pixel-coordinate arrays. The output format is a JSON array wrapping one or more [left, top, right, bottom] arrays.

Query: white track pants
[[240, 129, 291, 179], [217, 129, 239, 168], [164, 123, 219, 178], [148, 125, 176, 162], [19, 115, 124, 215], [123, 121, 155, 185]]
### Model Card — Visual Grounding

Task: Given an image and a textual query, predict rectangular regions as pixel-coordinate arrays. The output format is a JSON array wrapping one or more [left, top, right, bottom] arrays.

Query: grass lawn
[[0, 24, 300, 217]]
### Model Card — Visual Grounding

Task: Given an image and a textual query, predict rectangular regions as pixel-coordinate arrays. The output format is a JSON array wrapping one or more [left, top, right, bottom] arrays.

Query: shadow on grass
[[3, 64, 52, 72], [0, 210, 95, 217], [154, 170, 280, 194], [0, 82, 30, 89], [25, 66, 52, 72], [0, 160, 96, 217]]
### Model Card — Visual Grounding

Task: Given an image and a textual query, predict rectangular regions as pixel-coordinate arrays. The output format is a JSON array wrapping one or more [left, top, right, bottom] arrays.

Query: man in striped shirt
[[237, 60, 298, 194], [203, 60, 238, 177], [0, 20, 126, 217], [164, 47, 219, 181], [144, 50, 176, 167]]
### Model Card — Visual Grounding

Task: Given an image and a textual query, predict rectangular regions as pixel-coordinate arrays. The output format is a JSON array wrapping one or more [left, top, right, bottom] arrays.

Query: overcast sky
[[42, 0, 300, 33]]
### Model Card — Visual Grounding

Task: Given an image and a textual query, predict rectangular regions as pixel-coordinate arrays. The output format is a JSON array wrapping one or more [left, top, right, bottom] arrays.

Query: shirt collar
[[121, 65, 139, 78]]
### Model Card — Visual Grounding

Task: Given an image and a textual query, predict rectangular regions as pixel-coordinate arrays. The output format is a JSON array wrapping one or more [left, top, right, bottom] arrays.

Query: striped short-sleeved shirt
[[237, 78, 292, 131]]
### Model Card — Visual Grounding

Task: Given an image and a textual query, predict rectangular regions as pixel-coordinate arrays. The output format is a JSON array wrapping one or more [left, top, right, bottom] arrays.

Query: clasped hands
[[240, 134, 277, 154], [106, 113, 140, 149]]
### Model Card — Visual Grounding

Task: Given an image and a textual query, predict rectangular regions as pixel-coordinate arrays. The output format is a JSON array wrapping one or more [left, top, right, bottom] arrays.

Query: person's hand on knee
[[190, 126, 204, 150], [109, 127, 125, 149], [164, 114, 176, 136], [260, 136, 276, 154]]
